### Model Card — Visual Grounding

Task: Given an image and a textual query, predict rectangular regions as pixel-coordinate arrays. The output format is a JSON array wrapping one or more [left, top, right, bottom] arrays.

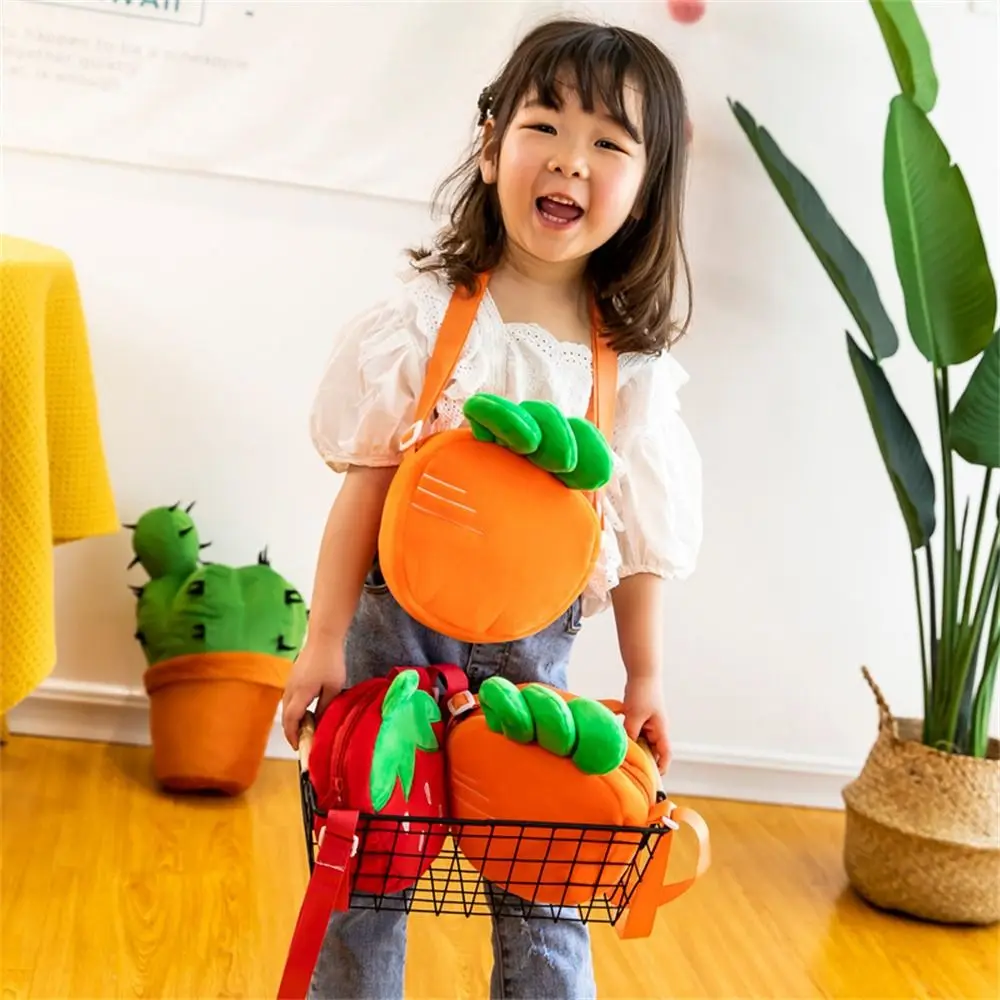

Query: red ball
[[667, 0, 706, 24]]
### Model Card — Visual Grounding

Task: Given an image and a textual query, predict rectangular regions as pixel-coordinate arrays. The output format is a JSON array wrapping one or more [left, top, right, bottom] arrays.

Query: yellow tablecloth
[[1, 235, 120, 713]]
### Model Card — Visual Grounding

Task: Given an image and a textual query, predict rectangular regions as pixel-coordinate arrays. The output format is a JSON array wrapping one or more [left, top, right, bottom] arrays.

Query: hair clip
[[477, 85, 494, 126]]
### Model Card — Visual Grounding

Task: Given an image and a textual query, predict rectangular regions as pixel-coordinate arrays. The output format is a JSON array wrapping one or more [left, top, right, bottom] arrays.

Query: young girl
[[282, 16, 702, 1000]]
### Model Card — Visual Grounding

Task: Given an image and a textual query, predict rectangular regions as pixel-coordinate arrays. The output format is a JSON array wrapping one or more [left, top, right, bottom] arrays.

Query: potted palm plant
[[729, 0, 998, 924]]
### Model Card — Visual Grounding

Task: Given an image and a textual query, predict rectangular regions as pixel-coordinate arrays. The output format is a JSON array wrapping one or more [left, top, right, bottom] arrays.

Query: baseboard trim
[[5, 676, 296, 762], [6, 678, 856, 809]]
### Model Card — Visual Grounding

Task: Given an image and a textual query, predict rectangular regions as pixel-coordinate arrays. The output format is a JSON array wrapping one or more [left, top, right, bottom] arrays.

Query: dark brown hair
[[408, 16, 692, 355]]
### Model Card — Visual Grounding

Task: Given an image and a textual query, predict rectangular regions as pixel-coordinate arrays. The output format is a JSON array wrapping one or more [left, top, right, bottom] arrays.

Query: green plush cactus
[[127, 502, 308, 667], [462, 393, 614, 491], [477, 676, 627, 776]]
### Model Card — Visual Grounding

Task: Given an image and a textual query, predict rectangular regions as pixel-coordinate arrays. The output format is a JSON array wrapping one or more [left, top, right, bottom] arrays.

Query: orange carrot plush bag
[[444, 677, 669, 907], [378, 273, 618, 644]]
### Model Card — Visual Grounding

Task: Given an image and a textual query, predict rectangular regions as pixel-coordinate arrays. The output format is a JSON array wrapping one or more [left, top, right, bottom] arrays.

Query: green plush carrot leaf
[[522, 684, 576, 756], [464, 394, 541, 455], [477, 682, 629, 776], [568, 698, 627, 775], [556, 419, 614, 491], [469, 421, 497, 444], [370, 671, 442, 811], [462, 395, 614, 491], [479, 676, 535, 743], [520, 401, 578, 474]]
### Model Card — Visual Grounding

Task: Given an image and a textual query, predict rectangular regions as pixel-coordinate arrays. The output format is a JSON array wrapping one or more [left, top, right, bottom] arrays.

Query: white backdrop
[[3, 0, 575, 203], [4, 0, 997, 807]]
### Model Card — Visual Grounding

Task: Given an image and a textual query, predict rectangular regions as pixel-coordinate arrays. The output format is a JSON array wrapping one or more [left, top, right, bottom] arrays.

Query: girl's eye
[[527, 123, 557, 135], [596, 139, 625, 152]]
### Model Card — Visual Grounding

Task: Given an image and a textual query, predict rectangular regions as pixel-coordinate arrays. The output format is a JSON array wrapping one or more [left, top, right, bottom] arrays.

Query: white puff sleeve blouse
[[310, 268, 703, 617]]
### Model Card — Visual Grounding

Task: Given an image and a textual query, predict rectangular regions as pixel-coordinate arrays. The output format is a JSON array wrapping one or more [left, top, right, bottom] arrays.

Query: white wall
[[6, 0, 998, 807]]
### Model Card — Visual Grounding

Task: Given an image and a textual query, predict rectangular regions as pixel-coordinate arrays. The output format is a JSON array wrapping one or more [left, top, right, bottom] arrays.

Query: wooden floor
[[2, 735, 997, 999]]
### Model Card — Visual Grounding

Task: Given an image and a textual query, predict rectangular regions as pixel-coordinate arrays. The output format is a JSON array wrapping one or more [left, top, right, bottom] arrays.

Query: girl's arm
[[280, 464, 396, 748], [604, 353, 702, 776], [612, 572, 671, 773]]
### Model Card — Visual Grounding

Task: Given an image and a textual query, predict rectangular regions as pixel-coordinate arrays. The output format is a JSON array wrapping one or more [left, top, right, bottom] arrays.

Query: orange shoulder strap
[[587, 302, 618, 440], [400, 274, 489, 450], [400, 273, 617, 450]]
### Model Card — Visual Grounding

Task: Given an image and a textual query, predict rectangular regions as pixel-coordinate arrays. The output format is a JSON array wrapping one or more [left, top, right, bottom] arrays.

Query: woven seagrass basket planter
[[842, 668, 1000, 926]]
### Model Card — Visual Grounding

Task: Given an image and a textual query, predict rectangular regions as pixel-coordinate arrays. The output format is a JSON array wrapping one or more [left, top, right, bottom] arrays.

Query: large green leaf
[[950, 331, 1000, 468], [730, 100, 899, 360], [847, 332, 936, 549], [869, 0, 938, 113], [884, 94, 997, 367]]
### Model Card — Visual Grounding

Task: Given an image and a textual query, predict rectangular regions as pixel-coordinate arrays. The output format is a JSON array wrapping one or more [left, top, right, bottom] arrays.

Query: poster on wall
[[2, 0, 571, 204]]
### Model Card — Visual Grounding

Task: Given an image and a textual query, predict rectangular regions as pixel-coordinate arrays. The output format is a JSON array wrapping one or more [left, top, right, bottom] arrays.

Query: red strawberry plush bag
[[278, 663, 467, 1000], [309, 663, 466, 891]]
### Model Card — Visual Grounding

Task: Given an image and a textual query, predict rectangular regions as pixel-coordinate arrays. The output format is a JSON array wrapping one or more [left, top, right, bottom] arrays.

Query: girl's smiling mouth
[[535, 194, 585, 227]]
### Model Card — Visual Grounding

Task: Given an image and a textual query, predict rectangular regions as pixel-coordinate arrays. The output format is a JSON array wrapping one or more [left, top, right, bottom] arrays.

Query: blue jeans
[[307, 561, 597, 1000]]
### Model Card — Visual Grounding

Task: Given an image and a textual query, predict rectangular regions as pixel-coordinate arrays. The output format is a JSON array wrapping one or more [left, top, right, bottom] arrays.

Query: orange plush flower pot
[[144, 653, 291, 795], [144, 651, 291, 795]]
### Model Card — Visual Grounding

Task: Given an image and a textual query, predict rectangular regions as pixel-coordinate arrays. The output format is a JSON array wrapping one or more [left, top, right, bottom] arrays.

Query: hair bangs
[[513, 33, 644, 145]]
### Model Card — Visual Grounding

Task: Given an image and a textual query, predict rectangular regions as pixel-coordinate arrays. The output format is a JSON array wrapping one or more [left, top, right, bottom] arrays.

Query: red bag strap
[[425, 663, 470, 702], [277, 810, 359, 1000], [385, 664, 468, 703], [399, 272, 617, 451]]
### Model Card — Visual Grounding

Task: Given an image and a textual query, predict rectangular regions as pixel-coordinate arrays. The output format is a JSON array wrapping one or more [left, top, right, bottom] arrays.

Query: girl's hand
[[281, 639, 346, 750], [281, 464, 397, 751], [622, 675, 672, 775]]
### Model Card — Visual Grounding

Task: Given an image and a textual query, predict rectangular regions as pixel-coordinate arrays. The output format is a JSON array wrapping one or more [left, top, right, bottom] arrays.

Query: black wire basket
[[281, 699, 711, 999], [298, 766, 675, 925], [290, 701, 710, 949]]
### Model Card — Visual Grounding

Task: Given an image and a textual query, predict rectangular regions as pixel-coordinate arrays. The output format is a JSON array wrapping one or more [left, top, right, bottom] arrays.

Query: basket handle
[[658, 806, 711, 901], [297, 711, 316, 775], [860, 665, 896, 734], [617, 804, 711, 940]]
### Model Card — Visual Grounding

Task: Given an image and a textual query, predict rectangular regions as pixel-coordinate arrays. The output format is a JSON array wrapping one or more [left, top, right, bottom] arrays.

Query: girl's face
[[481, 80, 648, 269]]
